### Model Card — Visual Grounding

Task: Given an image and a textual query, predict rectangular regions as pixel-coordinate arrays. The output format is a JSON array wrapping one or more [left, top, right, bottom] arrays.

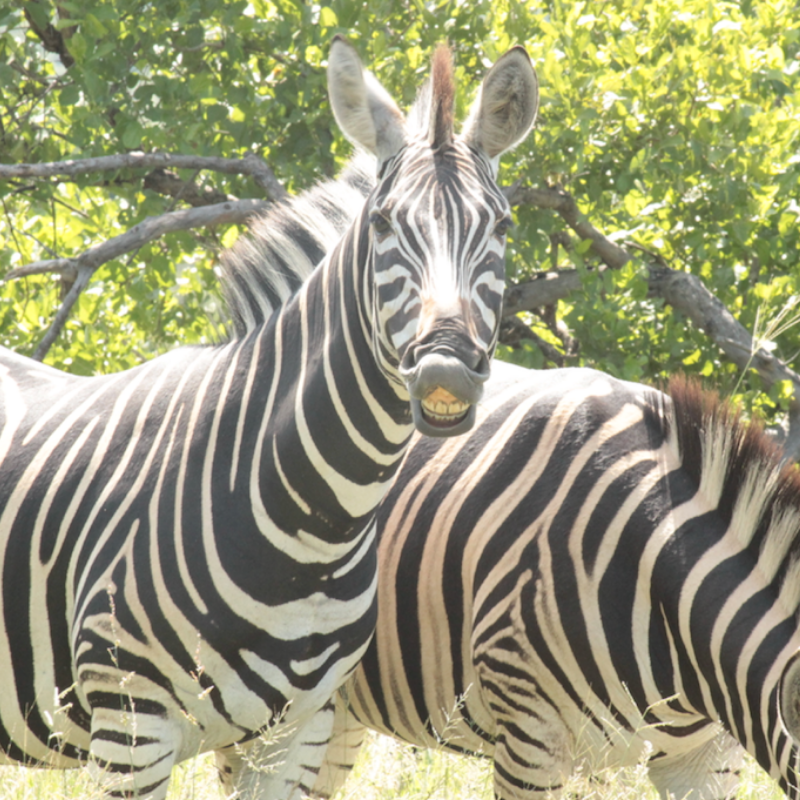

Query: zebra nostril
[[469, 349, 490, 376]]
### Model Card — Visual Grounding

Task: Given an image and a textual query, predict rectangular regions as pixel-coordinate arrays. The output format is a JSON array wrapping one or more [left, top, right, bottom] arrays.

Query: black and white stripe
[[314, 363, 800, 800], [0, 40, 537, 799]]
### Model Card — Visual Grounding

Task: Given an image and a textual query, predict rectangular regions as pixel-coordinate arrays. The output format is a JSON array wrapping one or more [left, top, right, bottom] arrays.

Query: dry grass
[[0, 731, 786, 800]]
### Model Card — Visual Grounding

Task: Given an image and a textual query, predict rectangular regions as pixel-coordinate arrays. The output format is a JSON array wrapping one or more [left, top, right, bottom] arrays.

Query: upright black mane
[[219, 156, 373, 338], [668, 375, 800, 606]]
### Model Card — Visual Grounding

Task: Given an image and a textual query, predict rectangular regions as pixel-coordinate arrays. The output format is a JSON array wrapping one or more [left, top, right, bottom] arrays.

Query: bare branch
[[18, 197, 270, 361], [781, 412, 800, 463], [499, 316, 564, 366], [32, 268, 91, 362], [7, 257, 78, 281], [505, 180, 800, 458], [0, 153, 289, 201], [506, 183, 630, 269], [241, 154, 289, 201], [23, 2, 75, 69], [646, 265, 800, 390], [504, 268, 584, 315], [647, 263, 800, 461], [6, 198, 269, 283]]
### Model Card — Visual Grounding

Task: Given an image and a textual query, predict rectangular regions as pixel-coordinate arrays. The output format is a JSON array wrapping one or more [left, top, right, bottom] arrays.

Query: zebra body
[[0, 40, 538, 799], [313, 361, 800, 800]]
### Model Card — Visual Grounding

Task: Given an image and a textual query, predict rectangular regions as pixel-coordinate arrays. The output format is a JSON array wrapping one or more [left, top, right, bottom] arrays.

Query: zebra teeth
[[421, 388, 470, 424]]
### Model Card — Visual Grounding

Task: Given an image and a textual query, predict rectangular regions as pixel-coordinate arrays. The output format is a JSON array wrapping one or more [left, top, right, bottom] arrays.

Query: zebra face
[[369, 139, 513, 435], [328, 37, 538, 436]]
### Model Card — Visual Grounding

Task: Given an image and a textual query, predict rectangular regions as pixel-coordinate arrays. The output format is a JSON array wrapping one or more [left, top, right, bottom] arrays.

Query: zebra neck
[[248, 222, 413, 545]]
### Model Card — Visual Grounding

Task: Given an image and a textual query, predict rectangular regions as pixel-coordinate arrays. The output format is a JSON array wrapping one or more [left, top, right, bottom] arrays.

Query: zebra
[[0, 38, 538, 799], [305, 362, 800, 800]]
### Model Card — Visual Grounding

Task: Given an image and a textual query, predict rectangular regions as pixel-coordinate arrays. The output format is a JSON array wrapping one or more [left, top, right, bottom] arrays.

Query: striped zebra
[[0, 39, 538, 799], [307, 363, 800, 800]]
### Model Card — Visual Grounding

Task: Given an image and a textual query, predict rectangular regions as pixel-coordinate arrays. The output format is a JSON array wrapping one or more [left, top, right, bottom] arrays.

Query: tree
[[1, 0, 799, 452]]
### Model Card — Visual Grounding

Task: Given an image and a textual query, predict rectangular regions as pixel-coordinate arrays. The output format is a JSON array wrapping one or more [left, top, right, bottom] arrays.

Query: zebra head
[[328, 38, 538, 437]]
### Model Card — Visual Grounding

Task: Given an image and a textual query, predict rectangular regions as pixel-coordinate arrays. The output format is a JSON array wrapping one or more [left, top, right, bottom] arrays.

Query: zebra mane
[[428, 44, 455, 148], [667, 376, 800, 613], [219, 153, 374, 338]]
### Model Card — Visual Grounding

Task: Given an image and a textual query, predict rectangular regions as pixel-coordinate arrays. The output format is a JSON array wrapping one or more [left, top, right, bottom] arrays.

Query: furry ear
[[461, 46, 539, 170], [327, 36, 407, 164]]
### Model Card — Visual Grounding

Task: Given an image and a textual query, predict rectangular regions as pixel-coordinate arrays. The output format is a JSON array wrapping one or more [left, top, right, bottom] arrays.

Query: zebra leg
[[87, 688, 182, 800], [490, 709, 573, 800], [310, 690, 367, 799], [647, 729, 743, 800], [216, 701, 337, 800]]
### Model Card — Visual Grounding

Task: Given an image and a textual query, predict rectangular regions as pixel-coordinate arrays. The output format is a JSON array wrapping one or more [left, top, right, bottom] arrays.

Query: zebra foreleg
[[310, 690, 367, 799], [490, 710, 574, 800], [86, 689, 184, 800], [216, 701, 337, 800], [646, 729, 743, 800]]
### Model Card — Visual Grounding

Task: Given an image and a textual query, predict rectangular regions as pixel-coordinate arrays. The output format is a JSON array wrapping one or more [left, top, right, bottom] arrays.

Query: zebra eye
[[370, 212, 393, 238], [494, 217, 514, 238]]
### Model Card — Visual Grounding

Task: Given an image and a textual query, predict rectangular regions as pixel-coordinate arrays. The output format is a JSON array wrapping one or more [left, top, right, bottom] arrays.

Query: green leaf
[[319, 6, 337, 27], [121, 120, 145, 149]]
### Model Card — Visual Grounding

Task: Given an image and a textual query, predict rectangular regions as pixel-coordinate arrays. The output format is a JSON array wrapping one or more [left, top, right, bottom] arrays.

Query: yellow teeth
[[421, 387, 469, 420]]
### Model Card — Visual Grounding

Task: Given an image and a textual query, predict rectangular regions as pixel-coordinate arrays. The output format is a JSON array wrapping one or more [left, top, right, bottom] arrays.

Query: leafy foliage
[[1, 0, 799, 421]]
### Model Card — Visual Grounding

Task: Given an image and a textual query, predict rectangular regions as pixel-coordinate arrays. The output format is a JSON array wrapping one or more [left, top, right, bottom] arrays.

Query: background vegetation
[[2, 0, 800, 444]]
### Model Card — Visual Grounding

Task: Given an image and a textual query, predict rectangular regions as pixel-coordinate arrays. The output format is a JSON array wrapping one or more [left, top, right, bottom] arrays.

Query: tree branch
[[32, 267, 91, 361], [7, 198, 269, 281], [506, 180, 800, 460], [9, 198, 270, 361], [647, 264, 800, 462], [499, 316, 564, 366], [0, 153, 289, 201], [23, 2, 75, 69], [506, 183, 630, 269], [504, 268, 584, 315]]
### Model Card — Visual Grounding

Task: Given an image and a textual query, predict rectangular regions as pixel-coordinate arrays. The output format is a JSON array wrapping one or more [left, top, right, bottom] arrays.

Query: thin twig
[[0, 153, 289, 201], [7, 198, 269, 281], [13, 198, 270, 361], [32, 268, 91, 361]]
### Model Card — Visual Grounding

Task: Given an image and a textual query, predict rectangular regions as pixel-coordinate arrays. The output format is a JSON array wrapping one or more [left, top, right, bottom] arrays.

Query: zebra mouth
[[409, 386, 475, 437], [421, 387, 470, 425]]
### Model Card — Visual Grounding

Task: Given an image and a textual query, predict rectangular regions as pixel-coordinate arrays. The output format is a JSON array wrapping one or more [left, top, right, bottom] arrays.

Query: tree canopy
[[1, 0, 799, 448]]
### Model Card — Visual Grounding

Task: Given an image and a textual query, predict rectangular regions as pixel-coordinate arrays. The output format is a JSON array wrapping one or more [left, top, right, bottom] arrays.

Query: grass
[[0, 731, 787, 800]]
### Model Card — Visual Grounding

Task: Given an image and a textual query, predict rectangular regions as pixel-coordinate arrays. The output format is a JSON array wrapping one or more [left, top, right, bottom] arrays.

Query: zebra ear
[[461, 46, 539, 171], [328, 36, 407, 164], [779, 650, 800, 743]]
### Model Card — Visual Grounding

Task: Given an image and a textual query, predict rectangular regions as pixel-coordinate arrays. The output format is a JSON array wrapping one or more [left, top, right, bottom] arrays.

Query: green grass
[[0, 731, 787, 800]]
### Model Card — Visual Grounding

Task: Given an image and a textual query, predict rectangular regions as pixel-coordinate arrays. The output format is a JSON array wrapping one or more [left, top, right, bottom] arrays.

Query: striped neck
[[244, 211, 413, 545]]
